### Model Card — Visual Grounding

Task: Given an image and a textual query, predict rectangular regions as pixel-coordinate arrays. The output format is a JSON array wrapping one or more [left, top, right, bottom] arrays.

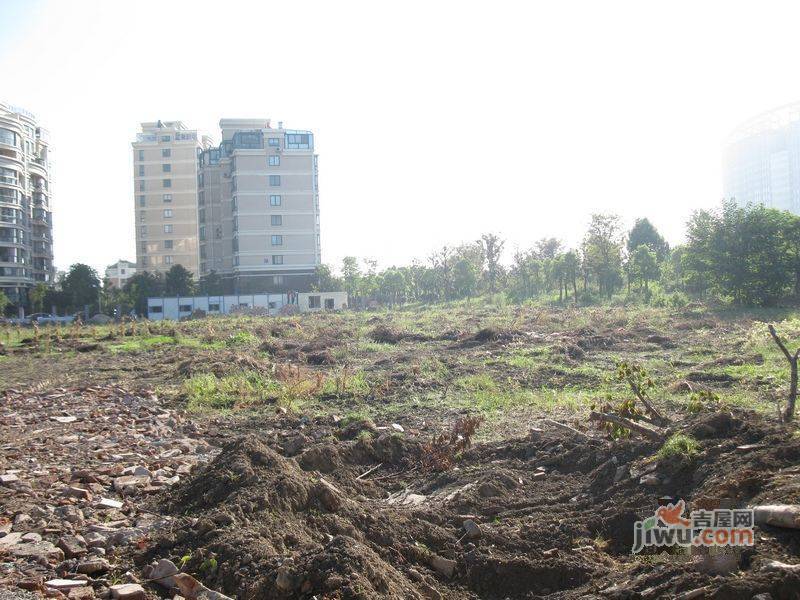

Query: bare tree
[[768, 324, 799, 422]]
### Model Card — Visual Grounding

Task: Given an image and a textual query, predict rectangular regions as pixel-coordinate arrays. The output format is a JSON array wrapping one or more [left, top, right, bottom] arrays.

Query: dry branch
[[768, 324, 799, 422], [589, 411, 664, 441]]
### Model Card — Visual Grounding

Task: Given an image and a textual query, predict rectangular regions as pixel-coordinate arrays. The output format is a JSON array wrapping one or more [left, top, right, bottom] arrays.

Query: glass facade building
[[724, 102, 800, 213]]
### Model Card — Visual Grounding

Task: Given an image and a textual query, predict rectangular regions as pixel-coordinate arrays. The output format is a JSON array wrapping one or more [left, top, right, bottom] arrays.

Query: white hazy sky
[[2, 0, 800, 274]]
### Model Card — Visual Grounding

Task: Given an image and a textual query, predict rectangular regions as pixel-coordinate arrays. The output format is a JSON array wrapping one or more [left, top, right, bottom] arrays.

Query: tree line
[[4, 200, 800, 317], [314, 201, 800, 308]]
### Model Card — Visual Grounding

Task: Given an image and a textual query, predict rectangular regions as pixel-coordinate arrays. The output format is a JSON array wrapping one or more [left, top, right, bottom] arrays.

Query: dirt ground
[[1, 303, 800, 599]]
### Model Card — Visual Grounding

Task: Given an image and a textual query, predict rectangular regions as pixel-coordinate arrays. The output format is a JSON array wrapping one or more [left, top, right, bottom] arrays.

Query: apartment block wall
[[0, 103, 55, 307], [198, 120, 321, 293], [132, 122, 202, 277]]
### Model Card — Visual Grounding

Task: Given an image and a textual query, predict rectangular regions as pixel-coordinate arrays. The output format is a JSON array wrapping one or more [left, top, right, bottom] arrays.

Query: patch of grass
[[183, 371, 278, 411], [657, 433, 700, 460], [225, 331, 258, 347]]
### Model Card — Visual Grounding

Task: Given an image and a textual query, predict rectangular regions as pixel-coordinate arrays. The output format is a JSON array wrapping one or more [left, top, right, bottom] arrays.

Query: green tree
[[630, 244, 660, 291], [583, 214, 624, 298], [124, 271, 165, 315], [341, 256, 361, 298], [164, 265, 195, 296], [313, 264, 341, 292], [627, 218, 669, 260], [198, 270, 224, 295], [62, 264, 101, 313], [683, 201, 795, 305], [30, 283, 48, 313], [480, 233, 505, 293], [453, 258, 479, 298]]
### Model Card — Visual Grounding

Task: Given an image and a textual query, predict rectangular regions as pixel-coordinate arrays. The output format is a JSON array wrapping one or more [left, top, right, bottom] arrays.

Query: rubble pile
[[0, 385, 215, 598]]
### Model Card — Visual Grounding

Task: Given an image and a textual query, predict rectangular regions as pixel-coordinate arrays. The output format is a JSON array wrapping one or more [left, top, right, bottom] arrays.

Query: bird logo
[[656, 499, 691, 527]]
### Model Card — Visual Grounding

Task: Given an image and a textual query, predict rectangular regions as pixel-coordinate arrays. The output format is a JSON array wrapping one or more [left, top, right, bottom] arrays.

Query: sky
[[2, 0, 800, 274]]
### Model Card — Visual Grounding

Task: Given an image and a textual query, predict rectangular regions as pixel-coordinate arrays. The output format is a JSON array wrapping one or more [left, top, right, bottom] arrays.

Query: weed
[[658, 433, 700, 461]]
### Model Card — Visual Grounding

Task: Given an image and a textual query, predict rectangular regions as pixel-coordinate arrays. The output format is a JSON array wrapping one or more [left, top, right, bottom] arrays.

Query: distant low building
[[105, 260, 137, 289], [147, 291, 347, 320]]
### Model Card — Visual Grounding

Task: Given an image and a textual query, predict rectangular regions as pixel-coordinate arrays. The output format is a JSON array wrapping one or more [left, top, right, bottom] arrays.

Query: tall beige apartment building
[[131, 121, 206, 276], [198, 119, 321, 293], [132, 118, 320, 292]]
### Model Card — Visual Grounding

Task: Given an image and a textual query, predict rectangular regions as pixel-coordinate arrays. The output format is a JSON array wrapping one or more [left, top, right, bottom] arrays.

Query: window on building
[[272, 255, 284, 265], [163, 193, 172, 203], [234, 255, 240, 266], [209, 303, 220, 312], [165, 255, 174, 264], [269, 175, 281, 186], [164, 240, 173, 249], [160, 135, 171, 142], [140, 242, 147, 253], [268, 155, 280, 166], [271, 234, 283, 246], [138, 150, 144, 161], [274, 275, 284, 285], [139, 181, 145, 191], [163, 178, 172, 188], [199, 208, 206, 223], [268, 137, 280, 147], [150, 306, 163, 313], [139, 212, 146, 222], [138, 195, 146, 207], [271, 215, 282, 226], [285, 133, 311, 149], [270, 194, 281, 206], [162, 163, 171, 173], [308, 295, 321, 309], [325, 298, 335, 309], [164, 209, 173, 218], [179, 304, 191, 312], [138, 165, 145, 176], [140, 225, 147, 236], [162, 148, 171, 157], [164, 224, 173, 233], [199, 225, 206, 240]]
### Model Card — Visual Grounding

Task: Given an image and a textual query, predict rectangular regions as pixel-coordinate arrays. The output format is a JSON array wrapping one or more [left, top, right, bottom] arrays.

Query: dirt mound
[[176, 351, 270, 378], [143, 409, 800, 600], [369, 324, 407, 344]]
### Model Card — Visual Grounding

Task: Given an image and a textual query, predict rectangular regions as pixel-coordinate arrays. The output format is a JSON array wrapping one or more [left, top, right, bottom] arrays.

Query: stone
[[0, 532, 23, 547], [429, 554, 456, 578], [640, 474, 660, 486], [68, 588, 96, 599], [391, 423, 405, 433], [46, 579, 89, 591], [110, 584, 146, 600], [462, 519, 481, 540], [55, 505, 84, 523], [11, 540, 64, 561], [21, 532, 42, 543], [113, 475, 150, 491], [58, 535, 88, 558], [0, 473, 20, 485], [85, 532, 108, 548], [51, 415, 78, 423], [77, 558, 110, 574], [145, 558, 178, 589], [64, 486, 93, 500], [613, 465, 628, 483], [97, 497, 123, 509]]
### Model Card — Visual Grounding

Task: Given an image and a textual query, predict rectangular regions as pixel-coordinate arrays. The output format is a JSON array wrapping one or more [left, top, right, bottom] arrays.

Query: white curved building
[[0, 103, 55, 307], [724, 102, 800, 213]]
